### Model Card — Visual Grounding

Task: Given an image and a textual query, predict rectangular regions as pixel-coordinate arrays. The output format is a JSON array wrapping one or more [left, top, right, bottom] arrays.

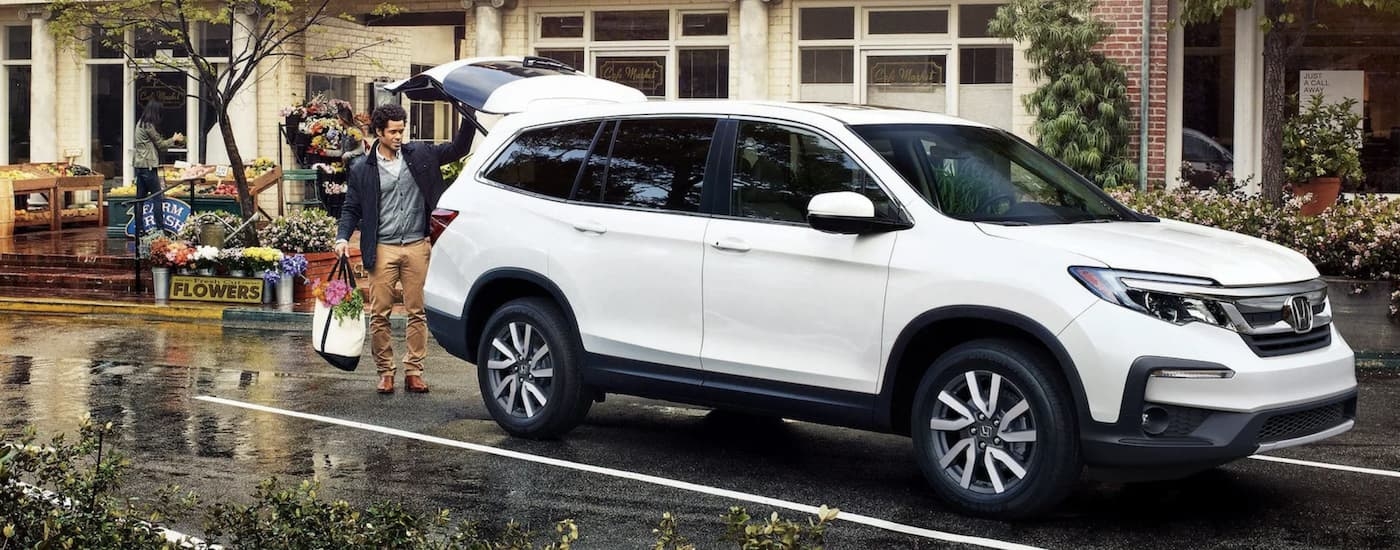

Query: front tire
[[477, 297, 592, 439], [911, 339, 1081, 519]]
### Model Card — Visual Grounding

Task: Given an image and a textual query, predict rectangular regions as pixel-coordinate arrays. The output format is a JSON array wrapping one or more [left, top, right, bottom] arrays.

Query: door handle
[[711, 237, 751, 252], [572, 221, 607, 234]]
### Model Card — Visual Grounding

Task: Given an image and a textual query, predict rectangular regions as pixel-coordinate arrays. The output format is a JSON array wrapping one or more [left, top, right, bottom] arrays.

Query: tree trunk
[[218, 108, 259, 246], [1261, 0, 1288, 205]]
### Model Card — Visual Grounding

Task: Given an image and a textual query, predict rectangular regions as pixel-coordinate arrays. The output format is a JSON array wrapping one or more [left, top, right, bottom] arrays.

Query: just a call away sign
[[124, 197, 193, 237]]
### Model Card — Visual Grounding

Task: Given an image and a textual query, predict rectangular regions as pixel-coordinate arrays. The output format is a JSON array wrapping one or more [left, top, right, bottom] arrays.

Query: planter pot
[[151, 267, 170, 301], [277, 276, 295, 305], [197, 267, 215, 276], [294, 250, 362, 301], [178, 268, 194, 276], [1324, 278, 1400, 353], [229, 269, 247, 278], [1293, 176, 1342, 216]]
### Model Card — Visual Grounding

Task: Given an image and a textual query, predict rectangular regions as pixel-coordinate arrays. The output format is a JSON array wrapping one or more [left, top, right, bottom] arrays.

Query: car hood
[[386, 56, 647, 115], [976, 218, 1319, 285]]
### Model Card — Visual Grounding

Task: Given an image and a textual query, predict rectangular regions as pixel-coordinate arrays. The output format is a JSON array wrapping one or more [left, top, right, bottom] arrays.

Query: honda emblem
[[1284, 295, 1313, 333]]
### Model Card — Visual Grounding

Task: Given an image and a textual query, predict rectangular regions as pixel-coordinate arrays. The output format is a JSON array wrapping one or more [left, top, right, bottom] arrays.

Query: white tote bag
[[312, 255, 365, 371]]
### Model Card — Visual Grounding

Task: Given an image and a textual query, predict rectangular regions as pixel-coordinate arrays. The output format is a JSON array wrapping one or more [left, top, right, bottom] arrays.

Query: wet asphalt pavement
[[1, 312, 1397, 549]]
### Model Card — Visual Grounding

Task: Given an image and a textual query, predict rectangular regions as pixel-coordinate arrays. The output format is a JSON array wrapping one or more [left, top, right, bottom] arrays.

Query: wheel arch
[[877, 306, 1089, 435], [463, 268, 581, 361]]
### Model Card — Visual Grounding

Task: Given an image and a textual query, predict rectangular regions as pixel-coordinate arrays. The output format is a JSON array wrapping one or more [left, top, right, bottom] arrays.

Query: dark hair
[[138, 100, 162, 128], [371, 103, 407, 134]]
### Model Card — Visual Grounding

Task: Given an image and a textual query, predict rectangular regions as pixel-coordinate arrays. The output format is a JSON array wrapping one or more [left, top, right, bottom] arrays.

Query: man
[[335, 103, 475, 394]]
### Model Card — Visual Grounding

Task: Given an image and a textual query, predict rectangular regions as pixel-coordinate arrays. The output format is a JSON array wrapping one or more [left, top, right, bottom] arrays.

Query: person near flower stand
[[334, 103, 476, 394]]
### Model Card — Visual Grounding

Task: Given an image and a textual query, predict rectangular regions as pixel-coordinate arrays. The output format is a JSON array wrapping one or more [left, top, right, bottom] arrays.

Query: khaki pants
[[368, 239, 430, 377]]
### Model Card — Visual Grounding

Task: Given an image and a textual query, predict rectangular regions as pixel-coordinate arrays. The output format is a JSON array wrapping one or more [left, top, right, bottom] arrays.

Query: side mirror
[[806, 191, 912, 235]]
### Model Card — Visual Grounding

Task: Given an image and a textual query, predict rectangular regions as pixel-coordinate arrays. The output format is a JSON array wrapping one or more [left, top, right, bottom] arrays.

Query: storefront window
[[89, 27, 124, 59], [958, 5, 1002, 38], [90, 65, 124, 179], [1282, 5, 1400, 192], [200, 22, 232, 58], [679, 49, 728, 99], [5, 25, 31, 60], [593, 11, 669, 41], [597, 55, 666, 98], [681, 13, 727, 37], [868, 10, 948, 35], [534, 8, 728, 100], [6, 66, 31, 163], [541, 15, 584, 39], [135, 26, 188, 58], [306, 73, 353, 102], [800, 7, 854, 40], [798, 2, 1014, 125]]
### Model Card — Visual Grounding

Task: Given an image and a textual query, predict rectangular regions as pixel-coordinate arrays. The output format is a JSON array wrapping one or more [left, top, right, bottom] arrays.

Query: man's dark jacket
[[337, 125, 474, 271]]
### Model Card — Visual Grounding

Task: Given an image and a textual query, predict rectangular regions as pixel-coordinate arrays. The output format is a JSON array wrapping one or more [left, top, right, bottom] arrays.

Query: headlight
[[1069, 267, 1235, 330]]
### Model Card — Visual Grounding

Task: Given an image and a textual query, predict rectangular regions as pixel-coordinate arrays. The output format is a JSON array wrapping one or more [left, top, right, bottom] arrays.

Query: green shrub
[[4, 420, 841, 550]]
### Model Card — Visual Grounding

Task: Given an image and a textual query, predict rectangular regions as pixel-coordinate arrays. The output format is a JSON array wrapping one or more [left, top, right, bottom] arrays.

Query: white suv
[[416, 59, 1357, 519]]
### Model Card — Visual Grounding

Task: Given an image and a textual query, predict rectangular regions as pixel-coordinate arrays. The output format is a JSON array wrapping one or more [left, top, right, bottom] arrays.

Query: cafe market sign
[[598, 58, 665, 97], [170, 275, 264, 303]]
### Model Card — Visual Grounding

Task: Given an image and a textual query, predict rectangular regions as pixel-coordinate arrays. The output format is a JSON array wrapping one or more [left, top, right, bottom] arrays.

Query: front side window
[[484, 121, 604, 199], [583, 118, 715, 212], [853, 124, 1136, 224], [732, 121, 890, 223]]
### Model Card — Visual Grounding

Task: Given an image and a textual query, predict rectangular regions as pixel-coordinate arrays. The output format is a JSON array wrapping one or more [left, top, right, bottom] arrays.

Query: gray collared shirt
[[374, 144, 425, 244]]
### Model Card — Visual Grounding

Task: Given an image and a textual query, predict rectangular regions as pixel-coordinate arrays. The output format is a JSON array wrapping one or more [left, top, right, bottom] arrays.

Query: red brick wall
[[1093, 0, 1171, 187]]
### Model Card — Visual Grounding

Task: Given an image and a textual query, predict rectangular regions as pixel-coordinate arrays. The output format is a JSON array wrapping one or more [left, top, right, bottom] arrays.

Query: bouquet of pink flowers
[[312, 278, 363, 323]]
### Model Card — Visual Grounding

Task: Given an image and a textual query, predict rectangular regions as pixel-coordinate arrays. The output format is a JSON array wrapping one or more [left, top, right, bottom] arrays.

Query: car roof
[[498, 100, 995, 130]]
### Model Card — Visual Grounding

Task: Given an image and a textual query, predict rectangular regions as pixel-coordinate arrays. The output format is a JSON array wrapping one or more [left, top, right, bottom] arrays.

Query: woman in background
[[132, 100, 183, 232]]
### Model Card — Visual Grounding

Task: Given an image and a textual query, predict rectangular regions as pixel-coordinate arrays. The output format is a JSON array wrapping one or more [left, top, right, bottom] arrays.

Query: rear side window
[[577, 117, 716, 213], [484, 121, 604, 199]]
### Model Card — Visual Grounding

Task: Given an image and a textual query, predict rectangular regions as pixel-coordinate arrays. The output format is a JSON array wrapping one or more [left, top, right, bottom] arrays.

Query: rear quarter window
[[483, 121, 605, 199]]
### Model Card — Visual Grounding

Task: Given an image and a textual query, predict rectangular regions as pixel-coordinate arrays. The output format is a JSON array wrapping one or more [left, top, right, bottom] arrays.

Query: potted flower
[[264, 253, 309, 305], [1283, 94, 1364, 215], [145, 235, 188, 300], [220, 247, 249, 277], [193, 245, 221, 276]]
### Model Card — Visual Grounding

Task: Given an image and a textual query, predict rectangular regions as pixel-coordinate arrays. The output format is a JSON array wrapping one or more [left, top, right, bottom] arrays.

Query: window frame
[[1, 25, 34, 165], [715, 116, 908, 227], [530, 6, 732, 100], [793, 2, 1015, 117]]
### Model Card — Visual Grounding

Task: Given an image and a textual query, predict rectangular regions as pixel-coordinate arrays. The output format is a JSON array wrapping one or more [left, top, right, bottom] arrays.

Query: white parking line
[[1249, 454, 1400, 478], [195, 395, 1042, 550]]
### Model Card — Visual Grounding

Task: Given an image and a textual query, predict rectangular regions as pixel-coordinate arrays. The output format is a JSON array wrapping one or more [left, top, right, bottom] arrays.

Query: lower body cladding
[[1079, 355, 1357, 480]]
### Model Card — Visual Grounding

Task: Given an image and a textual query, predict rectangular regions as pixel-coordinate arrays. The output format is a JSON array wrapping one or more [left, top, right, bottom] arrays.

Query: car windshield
[[852, 124, 1140, 225]]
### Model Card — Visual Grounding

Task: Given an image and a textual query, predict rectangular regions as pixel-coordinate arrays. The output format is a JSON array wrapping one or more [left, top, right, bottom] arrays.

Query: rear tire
[[911, 339, 1080, 519], [477, 297, 592, 439]]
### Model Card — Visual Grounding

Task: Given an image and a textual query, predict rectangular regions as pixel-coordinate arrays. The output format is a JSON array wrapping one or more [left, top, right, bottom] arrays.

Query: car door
[[547, 116, 720, 372], [700, 119, 900, 394]]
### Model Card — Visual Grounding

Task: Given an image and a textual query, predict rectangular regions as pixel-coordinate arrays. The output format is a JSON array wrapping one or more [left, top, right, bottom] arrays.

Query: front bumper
[[1081, 356, 1358, 470]]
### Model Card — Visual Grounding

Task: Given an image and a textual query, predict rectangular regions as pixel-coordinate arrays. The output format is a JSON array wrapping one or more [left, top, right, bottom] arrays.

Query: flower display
[[257, 210, 337, 253], [242, 247, 284, 273], [193, 245, 221, 270], [264, 253, 309, 285], [148, 237, 193, 269], [312, 278, 364, 323], [219, 247, 248, 273]]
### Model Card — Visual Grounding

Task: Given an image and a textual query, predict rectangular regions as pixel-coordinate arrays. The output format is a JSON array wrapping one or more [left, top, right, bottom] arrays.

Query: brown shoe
[[377, 375, 394, 394], [404, 375, 430, 393]]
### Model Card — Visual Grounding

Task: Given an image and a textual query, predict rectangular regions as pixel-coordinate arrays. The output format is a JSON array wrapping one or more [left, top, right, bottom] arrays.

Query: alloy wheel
[[928, 370, 1038, 495], [485, 321, 554, 419]]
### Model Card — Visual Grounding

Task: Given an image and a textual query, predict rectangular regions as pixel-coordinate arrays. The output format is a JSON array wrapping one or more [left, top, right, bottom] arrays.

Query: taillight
[[429, 208, 458, 244]]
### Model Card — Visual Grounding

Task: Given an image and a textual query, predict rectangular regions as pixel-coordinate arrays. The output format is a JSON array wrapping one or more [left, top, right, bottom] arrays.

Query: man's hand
[[334, 241, 349, 257]]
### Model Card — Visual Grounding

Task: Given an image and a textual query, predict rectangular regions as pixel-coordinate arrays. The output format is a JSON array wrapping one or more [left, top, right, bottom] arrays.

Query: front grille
[[1241, 303, 1326, 327], [1240, 325, 1331, 357], [1258, 403, 1346, 443]]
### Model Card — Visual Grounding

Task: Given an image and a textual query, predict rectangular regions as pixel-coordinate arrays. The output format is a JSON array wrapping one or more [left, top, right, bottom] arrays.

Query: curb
[[0, 296, 224, 322]]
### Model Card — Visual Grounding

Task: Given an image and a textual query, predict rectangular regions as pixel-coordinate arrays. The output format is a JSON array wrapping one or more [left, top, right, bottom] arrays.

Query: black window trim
[[711, 115, 913, 229], [478, 114, 728, 219]]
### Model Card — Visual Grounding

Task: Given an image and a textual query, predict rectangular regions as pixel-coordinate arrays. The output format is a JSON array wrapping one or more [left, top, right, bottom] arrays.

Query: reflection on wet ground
[[2, 312, 1399, 549]]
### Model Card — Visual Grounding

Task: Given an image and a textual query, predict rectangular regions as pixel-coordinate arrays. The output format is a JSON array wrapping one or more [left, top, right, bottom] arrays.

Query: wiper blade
[[980, 220, 1030, 226], [1071, 218, 1116, 224]]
